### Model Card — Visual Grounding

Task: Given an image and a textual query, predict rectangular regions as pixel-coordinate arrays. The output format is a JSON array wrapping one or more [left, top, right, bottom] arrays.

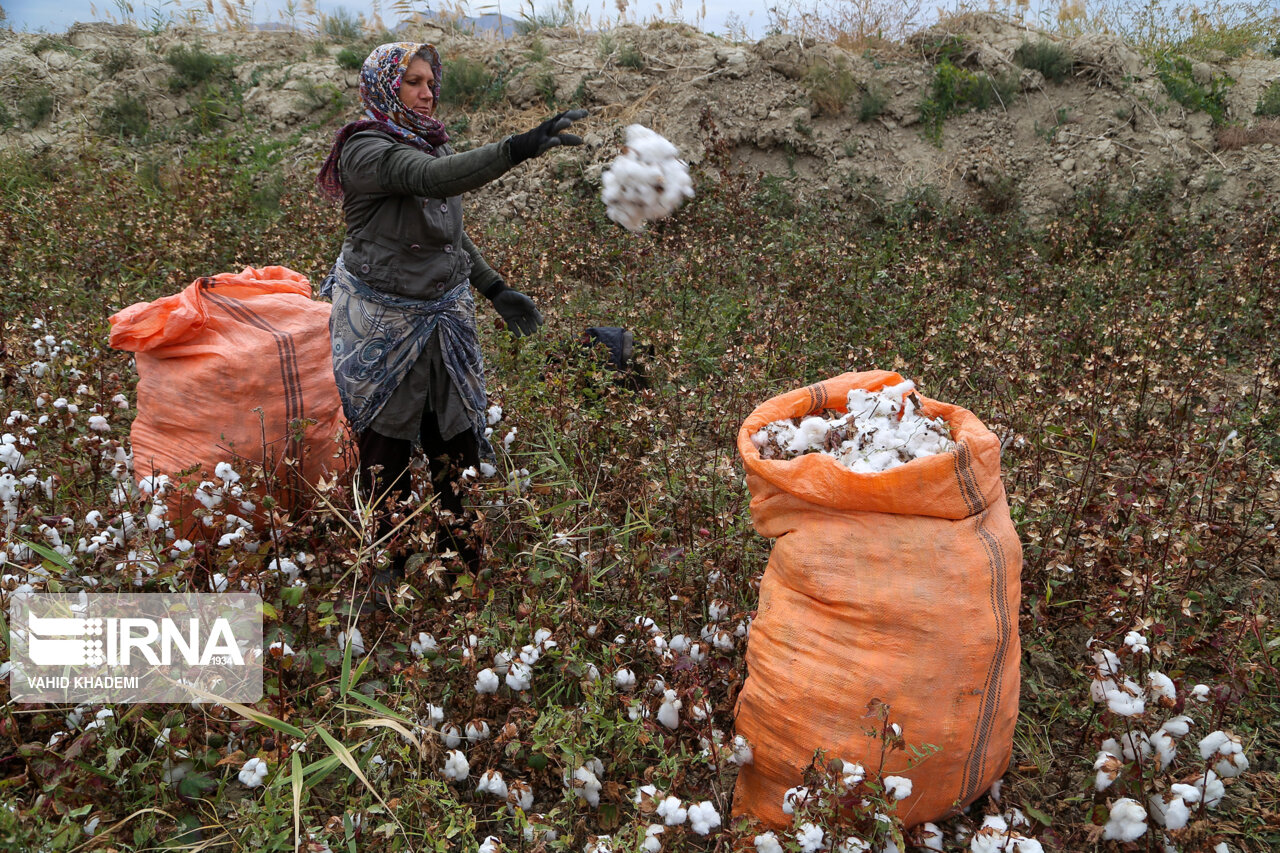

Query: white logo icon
[[28, 613, 105, 667]]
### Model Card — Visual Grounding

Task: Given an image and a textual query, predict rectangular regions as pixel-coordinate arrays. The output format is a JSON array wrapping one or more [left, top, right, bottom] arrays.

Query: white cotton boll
[[479, 462, 498, 478], [466, 721, 491, 743], [477, 769, 508, 799], [1106, 681, 1146, 717], [919, 823, 944, 852], [657, 690, 681, 729], [686, 801, 720, 836], [1124, 631, 1150, 655], [487, 405, 503, 426], [788, 416, 831, 454], [754, 832, 784, 853], [1160, 715, 1193, 738], [712, 629, 735, 652], [424, 703, 445, 726], [601, 125, 694, 232], [519, 644, 540, 666], [1149, 793, 1192, 830], [506, 661, 532, 692], [502, 429, 517, 450], [730, 735, 754, 765], [268, 641, 294, 658], [439, 723, 461, 748], [795, 822, 825, 853], [337, 628, 365, 656], [883, 775, 912, 801], [634, 784, 659, 804], [1194, 769, 1225, 808], [478, 836, 500, 853], [1150, 730, 1177, 769], [492, 649, 513, 675], [88, 415, 109, 432], [1200, 731, 1248, 777], [689, 643, 706, 664], [1198, 730, 1232, 760], [1094, 751, 1123, 791], [572, 765, 602, 807], [508, 779, 534, 812], [1102, 797, 1147, 842], [614, 668, 636, 691], [112, 393, 129, 409], [657, 796, 687, 826], [782, 786, 809, 815], [238, 757, 269, 788], [408, 632, 437, 659], [214, 461, 240, 484], [708, 599, 729, 621], [1191, 683, 1211, 702], [642, 824, 664, 853], [476, 668, 500, 694], [1119, 730, 1152, 762], [1093, 646, 1123, 677], [442, 749, 469, 781], [1147, 671, 1176, 703]]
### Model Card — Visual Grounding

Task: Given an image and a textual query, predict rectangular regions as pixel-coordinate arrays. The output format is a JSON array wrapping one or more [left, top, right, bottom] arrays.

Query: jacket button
[[440, 203, 448, 212], [443, 244, 453, 253], [360, 263, 370, 274], [410, 243, 421, 251]]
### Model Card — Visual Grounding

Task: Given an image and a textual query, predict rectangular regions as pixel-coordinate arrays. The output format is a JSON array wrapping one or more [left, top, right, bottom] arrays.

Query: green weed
[[1013, 39, 1074, 83], [1154, 53, 1234, 125], [18, 91, 54, 128], [919, 59, 1018, 144], [441, 57, 505, 109], [616, 43, 645, 70], [804, 60, 858, 116], [98, 92, 150, 139], [1257, 79, 1280, 116], [320, 5, 365, 42], [166, 43, 232, 92], [335, 46, 364, 70]]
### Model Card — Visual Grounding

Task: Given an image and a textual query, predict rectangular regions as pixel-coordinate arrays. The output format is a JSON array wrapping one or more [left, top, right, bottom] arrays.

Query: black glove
[[507, 109, 588, 165], [485, 281, 544, 337]]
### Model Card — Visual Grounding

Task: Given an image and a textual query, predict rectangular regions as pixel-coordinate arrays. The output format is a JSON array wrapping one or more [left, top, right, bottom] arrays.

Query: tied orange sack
[[109, 267, 350, 520], [733, 370, 1021, 829]]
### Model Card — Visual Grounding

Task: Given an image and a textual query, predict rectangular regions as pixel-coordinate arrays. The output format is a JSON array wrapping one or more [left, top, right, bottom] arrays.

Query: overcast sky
[[1, 0, 776, 39]]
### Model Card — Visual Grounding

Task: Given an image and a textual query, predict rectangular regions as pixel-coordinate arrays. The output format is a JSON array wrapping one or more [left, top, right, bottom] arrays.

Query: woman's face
[[398, 56, 436, 118]]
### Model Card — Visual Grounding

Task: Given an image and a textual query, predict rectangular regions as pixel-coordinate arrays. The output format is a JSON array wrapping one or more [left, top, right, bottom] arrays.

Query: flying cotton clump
[[751, 381, 955, 473], [601, 125, 693, 232]]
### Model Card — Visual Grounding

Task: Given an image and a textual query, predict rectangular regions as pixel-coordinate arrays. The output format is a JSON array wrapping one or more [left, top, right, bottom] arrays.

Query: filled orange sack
[[109, 267, 349, 520], [733, 370, 1021, 829]]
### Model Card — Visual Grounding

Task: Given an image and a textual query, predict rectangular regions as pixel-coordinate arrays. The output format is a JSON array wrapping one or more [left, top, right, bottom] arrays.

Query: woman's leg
[[419, 413, 482, 573], [356, 428, 413, 580]]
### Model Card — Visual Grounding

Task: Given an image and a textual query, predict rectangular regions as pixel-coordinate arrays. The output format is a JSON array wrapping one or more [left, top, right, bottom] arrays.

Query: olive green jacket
[[338, 130, 513, 301]]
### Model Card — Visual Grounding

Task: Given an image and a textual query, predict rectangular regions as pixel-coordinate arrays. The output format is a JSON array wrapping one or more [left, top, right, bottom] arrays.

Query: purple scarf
[[318, 42, 450, 200]]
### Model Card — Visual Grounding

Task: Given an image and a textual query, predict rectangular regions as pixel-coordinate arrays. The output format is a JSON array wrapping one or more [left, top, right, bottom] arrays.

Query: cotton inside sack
[[733, 370, 1022, 829], [109, 266, 350, 529]]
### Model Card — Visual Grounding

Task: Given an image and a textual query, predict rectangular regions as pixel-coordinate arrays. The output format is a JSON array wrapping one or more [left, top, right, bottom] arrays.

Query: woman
[[317, 42, 586, 600]]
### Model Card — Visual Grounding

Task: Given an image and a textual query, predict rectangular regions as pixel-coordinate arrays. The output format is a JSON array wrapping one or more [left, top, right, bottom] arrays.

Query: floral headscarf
[[318, 42, 450, 200]]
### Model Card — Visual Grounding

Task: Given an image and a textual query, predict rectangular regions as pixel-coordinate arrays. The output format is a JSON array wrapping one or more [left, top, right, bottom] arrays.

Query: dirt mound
[[2, 16, 1278, 222]]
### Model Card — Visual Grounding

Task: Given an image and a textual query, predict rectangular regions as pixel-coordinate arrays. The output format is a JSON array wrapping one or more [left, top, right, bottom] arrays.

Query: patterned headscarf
[[318, 42, 450, 200]]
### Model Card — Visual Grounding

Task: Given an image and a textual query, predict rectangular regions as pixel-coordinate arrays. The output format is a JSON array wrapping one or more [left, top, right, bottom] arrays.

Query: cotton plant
[[771, 707, 936, 853], [601, 125, 694, 232], [751, 380, 955, 473], [1084, 632, 1252, 849]]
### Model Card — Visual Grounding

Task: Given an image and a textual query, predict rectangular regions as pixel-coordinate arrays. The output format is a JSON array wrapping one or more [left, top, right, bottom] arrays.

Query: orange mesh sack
[[109, 267, 349, 516], [733, 370, 1021, 829]]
